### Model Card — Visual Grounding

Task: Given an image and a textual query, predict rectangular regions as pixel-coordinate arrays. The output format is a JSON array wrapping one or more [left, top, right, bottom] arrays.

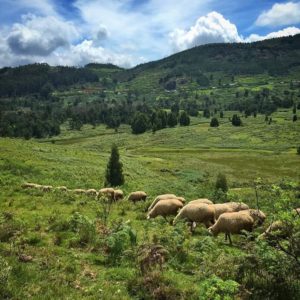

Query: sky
[[0, 0, 300, 68]]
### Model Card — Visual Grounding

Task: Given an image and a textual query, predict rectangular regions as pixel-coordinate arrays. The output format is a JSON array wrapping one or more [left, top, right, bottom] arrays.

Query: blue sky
[[0, 0, 299, 67]]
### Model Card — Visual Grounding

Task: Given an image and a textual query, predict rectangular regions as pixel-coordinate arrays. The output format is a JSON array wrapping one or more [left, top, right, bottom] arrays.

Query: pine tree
[[210, 117, 219, 127], [293, 115, 297, 122], [167, 112, 178, 127], [105, 144, 124, 187], [179, 111, 190, 126], [215, 173, 228, 193], [220, 111, 224, 118], [131, 113, 149, 134], [231, 114, 242, 126]]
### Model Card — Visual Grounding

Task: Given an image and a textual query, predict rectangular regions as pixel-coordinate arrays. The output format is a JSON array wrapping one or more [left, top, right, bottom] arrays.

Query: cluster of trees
[[131, 110, 190, 134], [0, 63, 98, 97], [0, 110, 60, 139]]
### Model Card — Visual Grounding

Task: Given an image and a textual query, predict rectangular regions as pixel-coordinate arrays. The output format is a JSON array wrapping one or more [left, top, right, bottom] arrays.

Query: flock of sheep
[[21, 183, 299, 244]]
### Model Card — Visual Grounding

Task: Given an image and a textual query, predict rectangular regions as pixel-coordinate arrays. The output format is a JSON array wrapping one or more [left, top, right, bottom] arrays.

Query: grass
[[0, 107, 299, 299]]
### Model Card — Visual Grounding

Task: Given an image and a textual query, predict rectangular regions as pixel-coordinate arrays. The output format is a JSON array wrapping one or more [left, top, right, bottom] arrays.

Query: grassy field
[[0, 108, 299, 299]]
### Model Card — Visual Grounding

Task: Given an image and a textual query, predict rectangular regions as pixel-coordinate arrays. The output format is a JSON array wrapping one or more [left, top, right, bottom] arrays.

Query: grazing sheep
[[189, 198, 213, 205], [21, 183, 40, 189], [213, 202, 249, 219], [295, 208, 300, 216], [147, 199, 183, 220], [240, 209, 266, 226], [147, 194, 184, 211], [128, 191, 147, 203], [56, 186, 68, 192], [73, 189, 86, 195], [41, 185, 53, 192], [86, 189, 98, 197], [208, 211, 254, 244], [173, 203, 216, 231], [114, 189, 124, 201], [99, 188, 115, 199]]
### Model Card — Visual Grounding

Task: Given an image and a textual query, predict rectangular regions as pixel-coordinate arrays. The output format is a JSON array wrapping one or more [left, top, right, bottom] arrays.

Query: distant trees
[[203, 108, 210, 118], [210, 117, 219, 127], [131, 113, 150, 134], [293, 115, 297, 122], [105, 144, 124, 187], [231, 114, 242, 126], [219, 111, 224, 118], [167, 112, 178, 127], [179, 111, 190, 126]]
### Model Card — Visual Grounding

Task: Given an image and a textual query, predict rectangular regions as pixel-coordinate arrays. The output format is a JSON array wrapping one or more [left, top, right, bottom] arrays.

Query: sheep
[[114, 189, 124, 201], [213, 202, 249, 219], [73, 189, 86, 195], [173, 203, 216, 231], [41, 185, 53, 192], [128, 191, 147, 203], [295, 208, 300, 216], [189, 198, 213, 205], [86, 189, 98, 197], [208, 211, 255, 244], [147, 199, 183, 220], [240, 209, 266, 226], [147, 194, 184, 212], [99, 188, 115, 199], [21, 183, 40, 189], [56, 186, 68, 192]]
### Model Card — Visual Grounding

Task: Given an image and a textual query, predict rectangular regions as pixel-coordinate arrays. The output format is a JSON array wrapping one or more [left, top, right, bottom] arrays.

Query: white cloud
[[246, 26, 300, 42], [255, 2, 300, 27], [169, 11, 242, 52], [7, 14, 78, 56]]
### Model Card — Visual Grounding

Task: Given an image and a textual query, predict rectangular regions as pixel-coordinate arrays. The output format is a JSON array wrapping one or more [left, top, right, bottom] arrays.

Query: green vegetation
[[0, 34, 300, 299]]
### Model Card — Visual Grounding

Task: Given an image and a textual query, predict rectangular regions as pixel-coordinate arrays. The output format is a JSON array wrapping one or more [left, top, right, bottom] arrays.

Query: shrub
[[105, 222, 137, 265], [215, 173, 228, 193], [231, 114, 242, 126], [210, 117, 219, 127], [200, 275, 239, 300], [0, 256, 11, 299]]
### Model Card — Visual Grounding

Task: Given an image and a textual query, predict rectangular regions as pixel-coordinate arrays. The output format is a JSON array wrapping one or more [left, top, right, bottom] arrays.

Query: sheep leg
[[228, 233, 232, 245]]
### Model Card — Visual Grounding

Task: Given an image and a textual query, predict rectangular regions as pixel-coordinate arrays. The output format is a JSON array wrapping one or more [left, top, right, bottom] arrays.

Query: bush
[[0, 256, 11, 299], [231, 114, 242, 126], [105, 222, 137, 265], [215, 173, 228, 193], [297, 146, 300, 155], [68, 212, 96, 247], [210, 117, 219, 127], [200, 275, 239, 300]]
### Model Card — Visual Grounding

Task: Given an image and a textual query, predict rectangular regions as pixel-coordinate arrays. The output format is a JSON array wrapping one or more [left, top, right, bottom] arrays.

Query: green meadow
[[0, 106, 299, 299]]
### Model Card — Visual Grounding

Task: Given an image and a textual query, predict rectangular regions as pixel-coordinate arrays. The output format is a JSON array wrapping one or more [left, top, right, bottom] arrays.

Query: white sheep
[[147, 199, 183, 220], [173, 203, 216, 231]]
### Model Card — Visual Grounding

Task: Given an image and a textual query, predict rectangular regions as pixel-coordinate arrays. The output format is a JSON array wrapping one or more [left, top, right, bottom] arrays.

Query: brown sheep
[[86, 189, 98, 197], [21, 183, 40, 189], [173, 203, 216, 231], [99, 188, 115, 199], [41, 185, 53, 192], [56, 186, 68, 192], [128, 191, 147, 203], [147, 199, 183, 220], [114, 189, 124, 201], [213, 202, 249, 219], [240, 209, 266, 226], [147, 194, 184, 212], [208, 211, 255, 244], [189, 198, 213, 205], [73, 189, 86, 195]]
